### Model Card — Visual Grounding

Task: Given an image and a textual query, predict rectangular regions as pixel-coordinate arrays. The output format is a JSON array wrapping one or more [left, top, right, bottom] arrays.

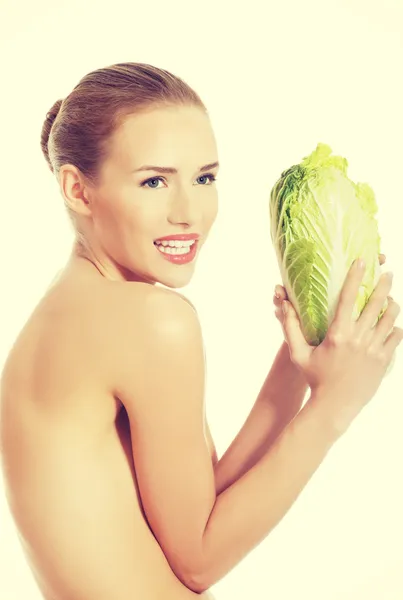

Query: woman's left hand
[[273, 253, 387, 329]]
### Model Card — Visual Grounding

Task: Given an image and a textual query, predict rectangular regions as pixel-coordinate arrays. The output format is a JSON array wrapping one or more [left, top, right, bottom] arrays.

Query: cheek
[[93, 200, 151, 258], [204, 195, 219, 226]]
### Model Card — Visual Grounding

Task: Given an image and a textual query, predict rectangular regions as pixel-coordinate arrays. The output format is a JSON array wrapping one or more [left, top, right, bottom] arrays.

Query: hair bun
[[46, 99, 63, 128], [41, 99, 64, 173]]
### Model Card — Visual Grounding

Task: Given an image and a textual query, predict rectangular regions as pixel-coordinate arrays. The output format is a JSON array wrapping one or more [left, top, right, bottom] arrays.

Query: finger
[[357, 272, 394, 332], [379, 254, 386, 265], [371, 297, 401, 345], [273, 293, 282, 308], [274, 302, 282, 318], [383, 326, 403, 360], [282, 301, 312, 366], [332, 259, 366, 330], [273, 288, 287, 310], [275, 311, 284, 324], [274, 285, 287, 301]]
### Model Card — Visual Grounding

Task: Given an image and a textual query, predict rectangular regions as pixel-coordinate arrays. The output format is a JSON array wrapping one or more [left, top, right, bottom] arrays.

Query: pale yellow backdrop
[[0, 0, 402, 598]]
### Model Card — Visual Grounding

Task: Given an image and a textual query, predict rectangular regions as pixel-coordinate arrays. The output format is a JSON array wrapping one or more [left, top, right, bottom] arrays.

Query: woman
[[0, 62, 401, 600]]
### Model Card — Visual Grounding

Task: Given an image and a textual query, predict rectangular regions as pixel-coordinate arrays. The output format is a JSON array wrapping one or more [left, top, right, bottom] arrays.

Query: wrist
[[292, 398, 341, 455], [307, 388, 356, 440]]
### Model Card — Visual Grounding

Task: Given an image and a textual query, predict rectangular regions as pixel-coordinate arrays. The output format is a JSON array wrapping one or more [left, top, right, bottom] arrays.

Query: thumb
[[282, 301, 312, 366]]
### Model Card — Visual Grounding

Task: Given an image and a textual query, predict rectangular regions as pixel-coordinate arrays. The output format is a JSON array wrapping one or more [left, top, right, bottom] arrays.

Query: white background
[[1, 0, 402, 598]]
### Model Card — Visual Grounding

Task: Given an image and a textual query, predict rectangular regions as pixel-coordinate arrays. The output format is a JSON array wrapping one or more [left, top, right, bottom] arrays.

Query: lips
[[154, 233, 200, 243], [154, 237, 199, 264]]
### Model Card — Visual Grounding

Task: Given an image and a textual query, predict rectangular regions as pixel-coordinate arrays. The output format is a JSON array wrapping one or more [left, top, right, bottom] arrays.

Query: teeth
[[157, 245, 192, 255], [155, 239, 196, 248], [154, 238, 198, 256]]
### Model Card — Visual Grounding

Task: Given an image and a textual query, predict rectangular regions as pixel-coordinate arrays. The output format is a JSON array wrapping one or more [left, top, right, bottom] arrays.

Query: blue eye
[[142, 177, 163, 189], [197, 174, 217, 185], [141, 173, 217, 189]]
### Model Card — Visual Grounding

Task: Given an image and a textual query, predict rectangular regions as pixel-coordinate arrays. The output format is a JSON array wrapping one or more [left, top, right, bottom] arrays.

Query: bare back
[[0, 262, 217, 600]]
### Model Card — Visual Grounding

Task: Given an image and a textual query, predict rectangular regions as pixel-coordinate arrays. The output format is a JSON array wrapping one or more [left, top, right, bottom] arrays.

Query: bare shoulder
[[108, 283, 204, 406], [111, 283, 199, 331], [107, 282, 218, 467], [171, 290, 197, 313]]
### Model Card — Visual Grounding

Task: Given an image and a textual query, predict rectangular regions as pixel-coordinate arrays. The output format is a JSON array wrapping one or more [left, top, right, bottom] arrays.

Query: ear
[[59, 164, 93, 218]]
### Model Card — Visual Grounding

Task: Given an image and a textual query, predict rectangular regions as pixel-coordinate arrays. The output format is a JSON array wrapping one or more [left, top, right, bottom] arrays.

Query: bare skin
[[0, 255, 218, 600], [1, 104, 221, 599], [0, 252, 396, 600]]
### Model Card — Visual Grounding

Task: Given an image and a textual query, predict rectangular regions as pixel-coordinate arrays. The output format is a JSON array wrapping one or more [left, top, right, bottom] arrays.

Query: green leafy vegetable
[[270, 143, 385, 346]]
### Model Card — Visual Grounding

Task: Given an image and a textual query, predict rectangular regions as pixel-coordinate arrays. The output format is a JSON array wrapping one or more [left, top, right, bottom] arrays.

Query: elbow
[[182, 571, 210, 595], [172, 556, 212, 594]]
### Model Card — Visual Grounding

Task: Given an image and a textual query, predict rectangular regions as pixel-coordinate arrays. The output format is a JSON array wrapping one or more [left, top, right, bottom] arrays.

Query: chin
[[154, 266, 197, 289], [122, 254, 198, 287], [156, 276, 193, 290]]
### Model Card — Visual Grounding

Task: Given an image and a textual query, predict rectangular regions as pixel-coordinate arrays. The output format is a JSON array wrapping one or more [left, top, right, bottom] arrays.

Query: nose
[[167, 187, 201, 227]]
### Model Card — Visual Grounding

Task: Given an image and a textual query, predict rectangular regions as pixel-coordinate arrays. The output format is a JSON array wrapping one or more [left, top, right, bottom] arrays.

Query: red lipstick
[[154, 233, 200, 242], [154, 234, 200, 265]]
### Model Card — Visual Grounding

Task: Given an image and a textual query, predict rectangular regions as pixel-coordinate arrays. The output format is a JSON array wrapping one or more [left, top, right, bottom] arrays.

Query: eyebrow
[[133, 161, 220, 174]]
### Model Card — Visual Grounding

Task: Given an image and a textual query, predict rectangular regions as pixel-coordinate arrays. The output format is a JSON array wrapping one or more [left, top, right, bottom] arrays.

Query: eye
[[141, 177, 165, 189], [197, 173, 217, 185], [140, 173, 217, 189]]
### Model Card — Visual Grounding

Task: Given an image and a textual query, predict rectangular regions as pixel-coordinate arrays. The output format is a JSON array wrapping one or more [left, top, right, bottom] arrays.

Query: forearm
[[195, 398, 339, 592], [214, 342, 308, 496]]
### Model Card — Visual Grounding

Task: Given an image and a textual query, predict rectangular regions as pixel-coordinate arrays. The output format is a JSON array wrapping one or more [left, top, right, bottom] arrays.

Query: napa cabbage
[[270, 143, 384, 346]]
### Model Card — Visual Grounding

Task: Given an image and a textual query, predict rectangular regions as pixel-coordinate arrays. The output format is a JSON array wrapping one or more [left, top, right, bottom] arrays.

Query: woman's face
[[77, 104, 219, 288]]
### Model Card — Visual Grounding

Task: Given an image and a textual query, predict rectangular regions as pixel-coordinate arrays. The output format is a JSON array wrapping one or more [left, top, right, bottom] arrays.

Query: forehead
[[110, 105, 217, 166]]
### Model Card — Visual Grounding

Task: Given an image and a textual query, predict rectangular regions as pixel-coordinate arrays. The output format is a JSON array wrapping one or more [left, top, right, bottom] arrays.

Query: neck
[[69, 237, 156, 285]]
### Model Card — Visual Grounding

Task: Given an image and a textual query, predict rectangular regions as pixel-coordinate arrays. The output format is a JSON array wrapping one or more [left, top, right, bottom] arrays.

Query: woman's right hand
[[281, 258, 403, 434]]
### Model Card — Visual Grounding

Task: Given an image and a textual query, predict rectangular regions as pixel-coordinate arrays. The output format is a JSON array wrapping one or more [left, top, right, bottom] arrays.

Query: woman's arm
[[213, 342, 308, 495], [116, 288, 339, 594], [206, 255, 387, 492], [177, 291, 308, 495]]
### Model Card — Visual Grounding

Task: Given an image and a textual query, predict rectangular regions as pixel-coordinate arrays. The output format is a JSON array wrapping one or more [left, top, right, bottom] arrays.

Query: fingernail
[[282, 301, 288, 315], [274, 286, 281, 298], [386, 271, 394, 280], [357, 258, 366, 269]]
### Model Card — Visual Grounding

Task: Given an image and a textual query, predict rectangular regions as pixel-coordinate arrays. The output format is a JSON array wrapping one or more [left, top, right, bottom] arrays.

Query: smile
[[153, 239, 198, 264]]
